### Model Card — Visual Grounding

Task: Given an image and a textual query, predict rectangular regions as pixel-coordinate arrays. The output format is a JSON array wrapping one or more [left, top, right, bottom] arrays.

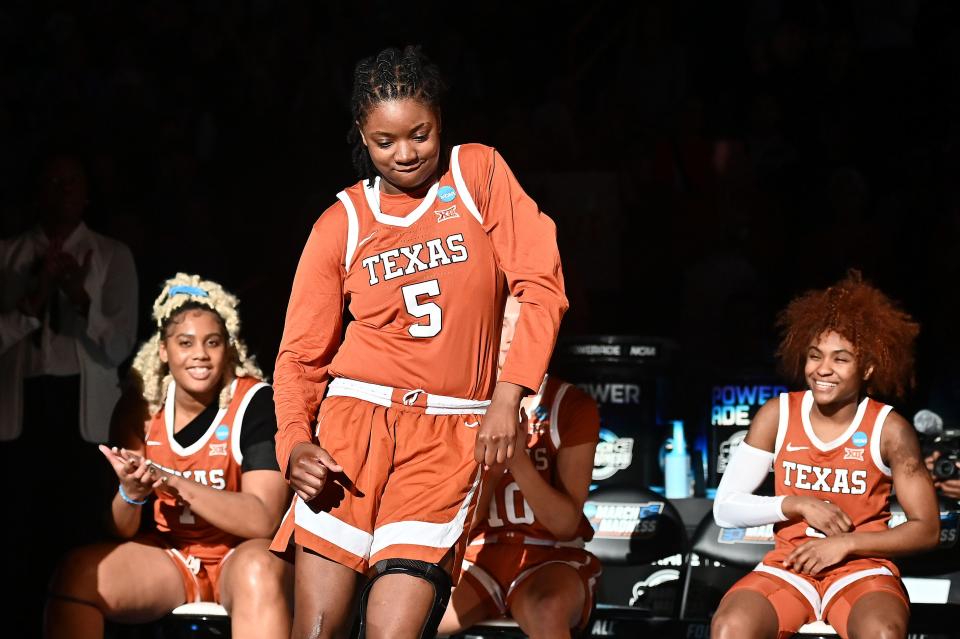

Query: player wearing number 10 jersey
[[438, 297, 601, 638]]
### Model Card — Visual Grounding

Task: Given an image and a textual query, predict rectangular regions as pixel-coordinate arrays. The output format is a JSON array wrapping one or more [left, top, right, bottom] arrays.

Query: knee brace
[[357, 558, 452, 638]]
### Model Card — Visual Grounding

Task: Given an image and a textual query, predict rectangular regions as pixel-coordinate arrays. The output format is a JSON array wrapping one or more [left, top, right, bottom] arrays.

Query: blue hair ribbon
[[168, 285, 209, 298]]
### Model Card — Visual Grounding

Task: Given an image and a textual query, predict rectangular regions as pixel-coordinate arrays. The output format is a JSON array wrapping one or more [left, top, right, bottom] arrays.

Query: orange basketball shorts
[[136, 532, 235, 603], [271, 380, 488, 577], [724, 559, 909, 639], [460, 539, 602, 631]]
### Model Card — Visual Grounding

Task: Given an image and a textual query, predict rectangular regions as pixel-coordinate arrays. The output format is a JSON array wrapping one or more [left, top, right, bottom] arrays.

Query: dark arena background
[[3, 1, 960, 638]]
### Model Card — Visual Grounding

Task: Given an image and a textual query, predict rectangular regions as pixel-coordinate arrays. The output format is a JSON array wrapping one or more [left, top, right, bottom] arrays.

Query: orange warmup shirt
[[274, 144, 568, 477]]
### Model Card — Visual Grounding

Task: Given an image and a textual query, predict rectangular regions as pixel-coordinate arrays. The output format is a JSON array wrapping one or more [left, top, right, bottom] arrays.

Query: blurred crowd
[[1, 0, 959, 418]]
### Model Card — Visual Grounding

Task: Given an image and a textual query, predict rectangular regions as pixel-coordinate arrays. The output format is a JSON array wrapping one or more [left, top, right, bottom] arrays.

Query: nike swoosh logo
[[146, 440, 162, 446], [786, 443, 809, 452], [464, 421, 479, 428], [357, 231, 377, 249]]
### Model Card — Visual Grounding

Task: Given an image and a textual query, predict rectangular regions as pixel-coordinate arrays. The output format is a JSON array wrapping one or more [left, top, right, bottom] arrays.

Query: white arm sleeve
[[713, 441, 788, 528]]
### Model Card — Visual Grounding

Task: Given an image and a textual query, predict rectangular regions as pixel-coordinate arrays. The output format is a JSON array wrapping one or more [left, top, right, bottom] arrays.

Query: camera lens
[[934, 458, 959, 481]]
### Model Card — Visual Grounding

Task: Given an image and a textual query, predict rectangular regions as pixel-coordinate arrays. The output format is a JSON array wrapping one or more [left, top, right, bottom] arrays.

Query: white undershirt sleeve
[[713, 441, 788, 528]]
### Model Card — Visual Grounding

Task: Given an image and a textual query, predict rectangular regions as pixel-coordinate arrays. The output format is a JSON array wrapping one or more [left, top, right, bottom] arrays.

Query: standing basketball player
[[44, 273, 293, 639], [711, 271, 939, 639], [270, 46, 567, 639], [438, 296, 601, 638]]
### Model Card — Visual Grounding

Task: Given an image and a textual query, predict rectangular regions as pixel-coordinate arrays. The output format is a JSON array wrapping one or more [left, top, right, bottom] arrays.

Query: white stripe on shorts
[[294, 495, 374, 560], [369, 466, 483, 557], [462, 559, 506, 614], [167, 548, 203, 603], [819, 566, 894, 619], [469, 534, 586, 549], [754, 562, 823, 617], [753, 563, 894, 620]]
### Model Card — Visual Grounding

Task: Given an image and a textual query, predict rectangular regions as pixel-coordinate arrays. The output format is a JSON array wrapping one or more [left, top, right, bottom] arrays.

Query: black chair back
[[679, 509, 775, 625], [583, 484, 689, 566], [581, 483, 689, 633], [689, 509, 774, 569]]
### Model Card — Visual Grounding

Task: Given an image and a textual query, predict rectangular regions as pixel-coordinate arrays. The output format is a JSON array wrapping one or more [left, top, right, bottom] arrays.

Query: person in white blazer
[[0, 152, 138, 636]]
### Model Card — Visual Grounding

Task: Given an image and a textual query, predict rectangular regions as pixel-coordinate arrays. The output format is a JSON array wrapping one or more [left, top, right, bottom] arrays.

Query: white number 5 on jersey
[[402, 279, 442, 338]]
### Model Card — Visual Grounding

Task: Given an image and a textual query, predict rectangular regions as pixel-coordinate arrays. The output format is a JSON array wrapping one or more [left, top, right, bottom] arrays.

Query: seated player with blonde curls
[[43, 273, 292, 639], [711, 271, 939, 639]]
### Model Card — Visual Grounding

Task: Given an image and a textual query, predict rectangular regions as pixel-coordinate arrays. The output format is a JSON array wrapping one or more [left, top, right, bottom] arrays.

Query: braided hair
[[348, 45, 447, 183]]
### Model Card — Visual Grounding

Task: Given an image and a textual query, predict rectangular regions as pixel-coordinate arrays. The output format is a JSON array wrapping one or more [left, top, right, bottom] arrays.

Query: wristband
[[119, 484, 148, 506]]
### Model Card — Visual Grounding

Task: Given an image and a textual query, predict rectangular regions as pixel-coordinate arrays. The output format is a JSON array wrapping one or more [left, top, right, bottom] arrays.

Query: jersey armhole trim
[[550, 383, 571, 449], [773, 392, 790, 458], [230, 381, 270, 465], [337, 192, 359, 270], [451, 145, 483, 224], [870, 404, 894, 476]]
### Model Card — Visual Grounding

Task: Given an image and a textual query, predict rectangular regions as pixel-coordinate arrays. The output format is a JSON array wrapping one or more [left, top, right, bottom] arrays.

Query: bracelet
[[118, 484, 148, 506]]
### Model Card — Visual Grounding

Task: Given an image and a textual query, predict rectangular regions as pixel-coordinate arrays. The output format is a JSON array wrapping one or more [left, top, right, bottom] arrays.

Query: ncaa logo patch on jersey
[[437, 185, 457, 202], [215, 424, 230, 441], [851, 431, 868, 447], [435, 205, 460, 223]]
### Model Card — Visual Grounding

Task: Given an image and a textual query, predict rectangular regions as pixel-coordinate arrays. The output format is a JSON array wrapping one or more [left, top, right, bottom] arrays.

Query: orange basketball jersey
[[145, 376, 268, 559], [274, 144, 568, 477], [765, 390, 897, 574], [471, 375, 599, 544]]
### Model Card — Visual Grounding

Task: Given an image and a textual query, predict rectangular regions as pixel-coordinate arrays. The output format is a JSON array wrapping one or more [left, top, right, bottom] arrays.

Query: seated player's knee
[[710, 608, 756, 639], [47, 546, 107, 611], [230, 546, 284, 596], [849, 616, 906, 639], [517, 585, 579, 630]]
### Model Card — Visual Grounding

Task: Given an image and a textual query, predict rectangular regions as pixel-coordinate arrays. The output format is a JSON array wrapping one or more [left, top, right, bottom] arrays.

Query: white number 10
[[488, 481, 535, 526], [401, 280, 442, 338]]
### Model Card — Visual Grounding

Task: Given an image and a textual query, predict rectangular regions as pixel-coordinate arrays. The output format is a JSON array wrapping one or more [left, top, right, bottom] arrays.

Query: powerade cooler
[[550, 335, 679, 491], [706, 368, 788, 490]]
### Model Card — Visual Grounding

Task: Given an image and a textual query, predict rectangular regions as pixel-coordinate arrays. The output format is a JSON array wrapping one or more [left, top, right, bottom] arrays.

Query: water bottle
[[665, 420, 691, 499]]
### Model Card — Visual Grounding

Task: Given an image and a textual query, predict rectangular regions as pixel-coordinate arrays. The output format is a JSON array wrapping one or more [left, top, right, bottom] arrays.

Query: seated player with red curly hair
[[710, 271, 939, 639]]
